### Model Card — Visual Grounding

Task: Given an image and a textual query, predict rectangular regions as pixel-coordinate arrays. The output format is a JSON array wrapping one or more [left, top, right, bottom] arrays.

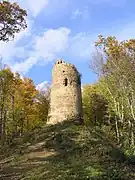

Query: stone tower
[[47, 59, 83, 124]]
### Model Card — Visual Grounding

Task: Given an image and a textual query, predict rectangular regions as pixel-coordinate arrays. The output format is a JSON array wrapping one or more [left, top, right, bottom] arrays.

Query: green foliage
[[82, 84, 108, 126], [0, 0, 27, 41], [0, 68, 49, 143], [0, 121, 134, 180], [101, 167, 126, 180], [90, 35, 135, 149], [36, 91, 50, 124]]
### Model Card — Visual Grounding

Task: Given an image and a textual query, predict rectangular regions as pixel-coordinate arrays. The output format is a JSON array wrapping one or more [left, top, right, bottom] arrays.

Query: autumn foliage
[[85, 35, 135, 152], [0, 68, 49, 144]]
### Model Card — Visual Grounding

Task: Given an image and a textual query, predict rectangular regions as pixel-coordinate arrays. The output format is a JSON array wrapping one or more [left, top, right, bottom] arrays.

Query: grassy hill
[[0, 121, 135, 180]]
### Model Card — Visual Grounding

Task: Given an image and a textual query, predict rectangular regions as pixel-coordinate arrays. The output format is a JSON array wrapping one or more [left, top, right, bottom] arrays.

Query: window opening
[[64, 78, 68, 86]]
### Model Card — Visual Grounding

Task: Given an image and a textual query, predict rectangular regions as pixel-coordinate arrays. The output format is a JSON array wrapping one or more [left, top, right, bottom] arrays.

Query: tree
[[82, 84, 108, 127], [0, 68, 14, 143], [36, 91, 50, 124], [15, 78, 38, 133], [90, 35, 135, 147], [0, 65, 51, 145], [0, 0, 27, 42]]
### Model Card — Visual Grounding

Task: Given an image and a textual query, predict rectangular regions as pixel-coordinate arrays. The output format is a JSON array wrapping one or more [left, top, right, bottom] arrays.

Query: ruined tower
[[47, 59, 83, 124]]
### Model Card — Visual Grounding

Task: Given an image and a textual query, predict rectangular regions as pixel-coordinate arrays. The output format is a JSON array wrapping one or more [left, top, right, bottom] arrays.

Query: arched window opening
[[64, 78, 68, 86]]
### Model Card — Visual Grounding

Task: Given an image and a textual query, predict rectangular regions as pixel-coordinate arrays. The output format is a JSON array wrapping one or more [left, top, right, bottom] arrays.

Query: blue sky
[[0, 0, 135, 89]]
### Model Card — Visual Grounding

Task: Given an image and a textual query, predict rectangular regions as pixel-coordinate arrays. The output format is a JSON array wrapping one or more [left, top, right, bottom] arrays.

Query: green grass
[[0, 121, 135, 180]]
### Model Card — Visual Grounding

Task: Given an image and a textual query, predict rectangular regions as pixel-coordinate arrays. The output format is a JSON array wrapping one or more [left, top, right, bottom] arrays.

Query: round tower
[[47, 59, 83, 124]]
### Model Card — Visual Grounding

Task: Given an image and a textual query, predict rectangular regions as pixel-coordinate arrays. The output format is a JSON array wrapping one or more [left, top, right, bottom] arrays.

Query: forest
[[0, 1, 135, 179]]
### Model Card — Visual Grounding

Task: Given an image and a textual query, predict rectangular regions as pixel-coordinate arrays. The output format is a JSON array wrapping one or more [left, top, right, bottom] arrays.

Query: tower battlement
[[54, 59, 78, 72]]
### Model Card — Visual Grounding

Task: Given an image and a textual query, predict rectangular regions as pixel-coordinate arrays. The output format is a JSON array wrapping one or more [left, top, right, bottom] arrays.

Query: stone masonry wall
[[47, 59, 83, 124]]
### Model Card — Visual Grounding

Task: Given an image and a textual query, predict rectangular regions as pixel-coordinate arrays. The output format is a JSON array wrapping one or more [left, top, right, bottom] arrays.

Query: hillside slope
[[0, 121, 135, 180]]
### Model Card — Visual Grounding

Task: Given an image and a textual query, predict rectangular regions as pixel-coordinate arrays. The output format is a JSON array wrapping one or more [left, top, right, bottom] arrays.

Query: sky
[[0, 0, 135, 90]]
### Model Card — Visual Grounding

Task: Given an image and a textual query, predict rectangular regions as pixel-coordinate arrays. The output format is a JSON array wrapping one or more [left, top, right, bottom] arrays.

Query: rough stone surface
[[47, 59, 83, 124]]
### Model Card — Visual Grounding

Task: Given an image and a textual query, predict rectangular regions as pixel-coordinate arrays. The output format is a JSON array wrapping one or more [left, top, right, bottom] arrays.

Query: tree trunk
[[127, 97, 135, 146], [0, 96, 4, 140], [115, 115, 120, 143], [1, 109, 7, 145], [131, 121, 134, 146]]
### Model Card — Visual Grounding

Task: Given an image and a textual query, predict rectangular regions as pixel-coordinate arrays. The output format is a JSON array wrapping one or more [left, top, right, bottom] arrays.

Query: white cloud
[[12, 27, 96, 74], [36, 81, 50, 91], [71, 9, 83, 19], [33, 27, 70, 59], [97, 21, 135, 42], [71, 7, 90, 20], [114, 22, 135, 41], [1, 18, 135, 75], [12, 57, 38, 74], [0, 18, 33, 65], [11, 0, 49, 17], [87, 0, 127, 6], [11, 27, 70, 74], [0, 26, 70, 74], [68, 32, 95, 59], [26, 0, 49, 17]]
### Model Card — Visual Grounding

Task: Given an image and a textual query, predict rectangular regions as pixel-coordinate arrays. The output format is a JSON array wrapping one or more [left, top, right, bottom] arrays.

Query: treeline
[[0, 68, 49, 144], [83, 36, 135, 154]]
